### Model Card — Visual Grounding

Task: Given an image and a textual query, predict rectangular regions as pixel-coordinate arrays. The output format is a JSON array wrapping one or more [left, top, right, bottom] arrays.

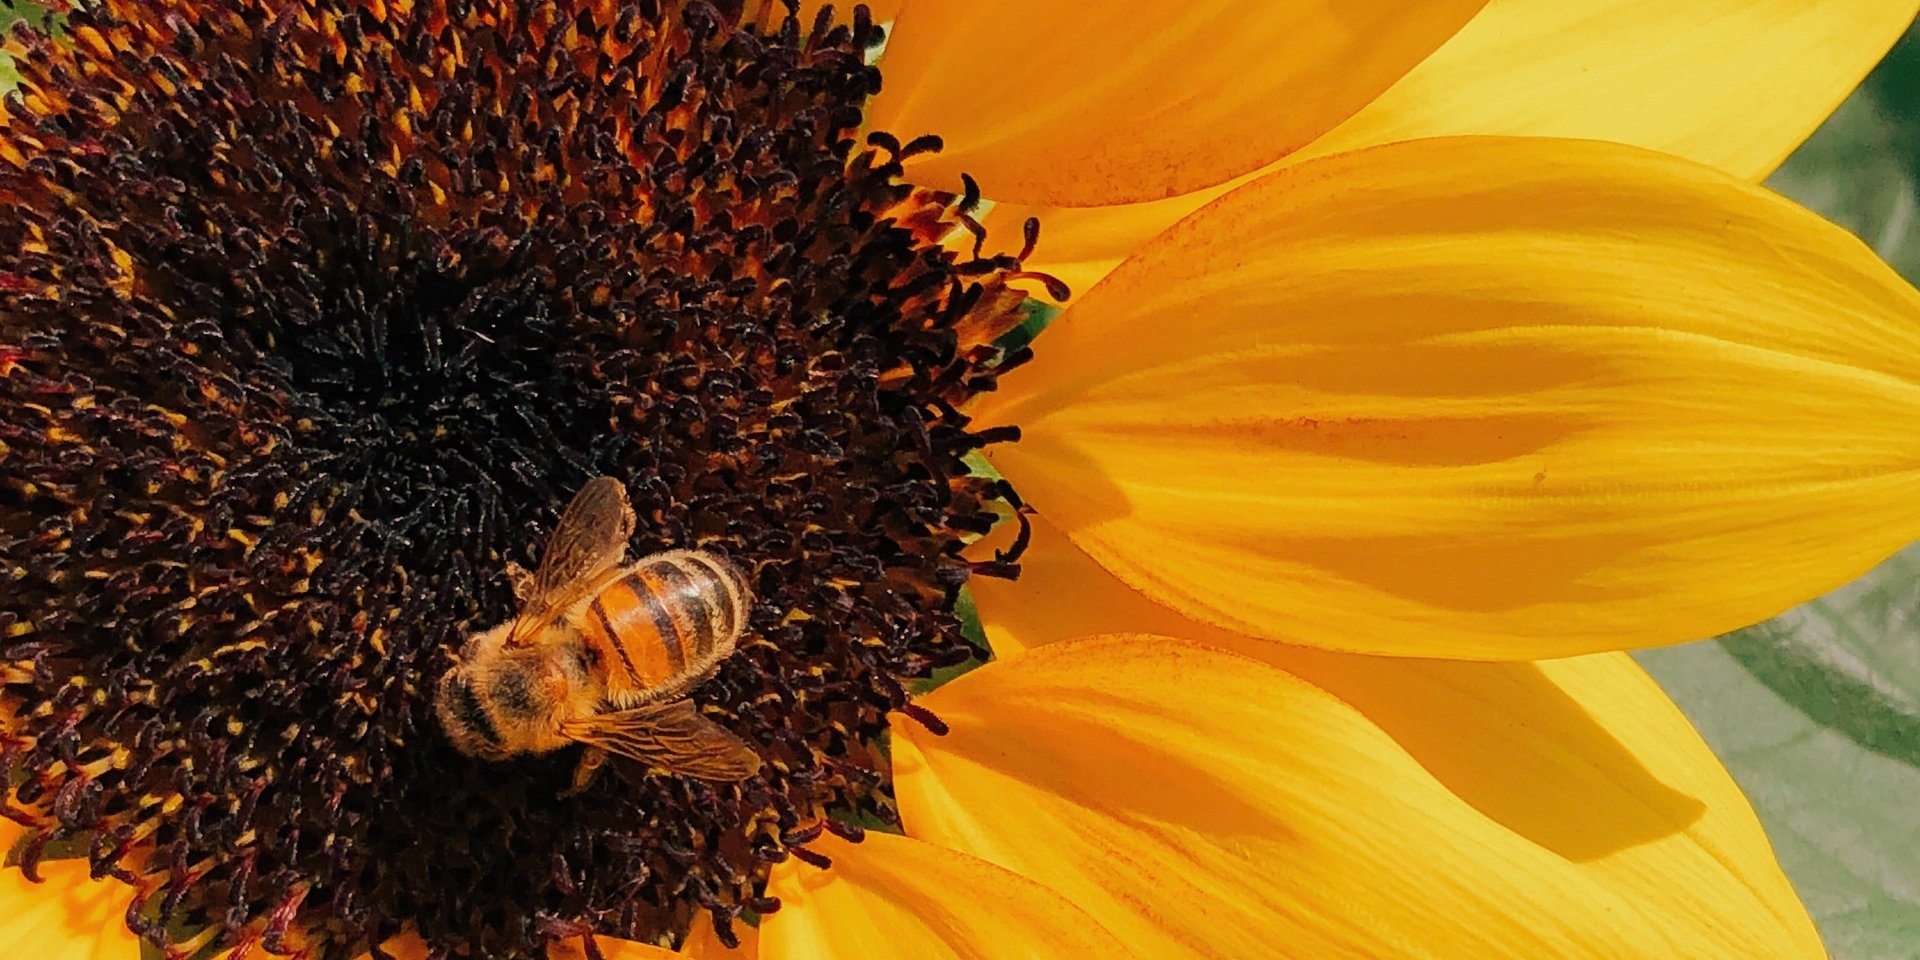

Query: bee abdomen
[[637, 550, 751, 662], [583, 550, 752, 691], [672, 550, 752, 646]]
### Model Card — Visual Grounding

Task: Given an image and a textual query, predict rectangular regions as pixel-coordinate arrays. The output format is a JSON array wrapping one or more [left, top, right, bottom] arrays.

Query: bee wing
[[507, 477, 636, 647], [559, 700, 763, 782]]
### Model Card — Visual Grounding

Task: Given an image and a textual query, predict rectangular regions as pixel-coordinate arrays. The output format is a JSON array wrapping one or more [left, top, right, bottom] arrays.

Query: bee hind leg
[[561, 746, 609, 798]]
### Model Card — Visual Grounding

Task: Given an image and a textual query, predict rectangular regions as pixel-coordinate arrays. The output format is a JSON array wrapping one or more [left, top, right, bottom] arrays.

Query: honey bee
[[435, 476, 762, 792]]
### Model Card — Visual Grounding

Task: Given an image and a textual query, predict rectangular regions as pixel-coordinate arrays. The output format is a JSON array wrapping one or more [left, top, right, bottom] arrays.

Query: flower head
[[2, 0, 1040, 953]]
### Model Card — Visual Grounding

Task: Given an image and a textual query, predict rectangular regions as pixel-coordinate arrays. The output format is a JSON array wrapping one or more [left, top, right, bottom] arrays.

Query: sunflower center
[[0, 1, 1046, 956]]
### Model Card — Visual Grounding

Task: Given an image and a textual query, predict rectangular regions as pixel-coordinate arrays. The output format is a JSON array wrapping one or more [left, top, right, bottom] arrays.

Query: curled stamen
[[781, 822, 827, 847], [710, 911, 742, 950], [968, 425, 1022, 448], [899, 133, 945, 159], [822, 818, 867, 843], [957, 173, 984, 216], [787, 845, 834, 870], [1011, 270, 1073, 302], [1018, 216, 1042, 263], [899, 702, 951, 737]]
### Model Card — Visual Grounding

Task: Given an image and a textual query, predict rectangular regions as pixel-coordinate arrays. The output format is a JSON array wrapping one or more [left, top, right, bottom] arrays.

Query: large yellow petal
[[866, 1, 1487, 207], [895, 635, 1822, 958], [1298, 0, 1919, 181], [0, 823, 143, 960], [973, 517, 1822, 954], [760, 830, 1130, 959], [1000, 2, 1919, 300], [977, 135, 1920, 659]]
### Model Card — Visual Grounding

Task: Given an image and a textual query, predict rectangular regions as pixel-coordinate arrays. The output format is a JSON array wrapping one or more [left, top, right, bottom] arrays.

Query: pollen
[[0, 0, 1046, 957]]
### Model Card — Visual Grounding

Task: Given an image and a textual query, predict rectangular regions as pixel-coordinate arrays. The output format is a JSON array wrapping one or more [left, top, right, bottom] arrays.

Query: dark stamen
[[899, 702, 951, 737], [787, 845, 834, 870]]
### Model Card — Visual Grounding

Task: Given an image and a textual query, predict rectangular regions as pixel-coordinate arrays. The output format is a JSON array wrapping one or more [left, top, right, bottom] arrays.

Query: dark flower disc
[[0, 0, 1045, 955]]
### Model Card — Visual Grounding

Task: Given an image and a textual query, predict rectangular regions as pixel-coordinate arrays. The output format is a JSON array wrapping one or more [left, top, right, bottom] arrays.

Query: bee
[[435, 476, 762, 792]]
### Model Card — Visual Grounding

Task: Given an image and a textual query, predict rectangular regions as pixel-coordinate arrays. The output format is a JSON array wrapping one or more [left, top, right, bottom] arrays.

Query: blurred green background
[[1633, 21, 1920, 959]]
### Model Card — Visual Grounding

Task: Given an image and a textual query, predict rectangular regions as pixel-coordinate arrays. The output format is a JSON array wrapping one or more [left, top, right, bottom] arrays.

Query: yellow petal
[[0, 822, 143, 960], [974, 517, 1821, 953], [867, 1, 1487, 206], [760, 830, 1129, 959], [1002, 2, 1920, 300], [978, 135, 1920, 659], [896, 636, 1823, 958], [1298, 0, 1920, 181], [970, 512, 1292, 661]]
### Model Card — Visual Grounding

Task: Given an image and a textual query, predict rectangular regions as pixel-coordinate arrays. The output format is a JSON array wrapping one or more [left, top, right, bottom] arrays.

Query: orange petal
[[1001, 2, 1920, 300], [977, 135, 1920, 659], [760, 830, 1128, 959], [894, 635, 1823, 958], [0, 822, 144, 960], [1297, 0, 1920, 181], [867, 1, 1487, 206], [976, 517, 1821, 952]]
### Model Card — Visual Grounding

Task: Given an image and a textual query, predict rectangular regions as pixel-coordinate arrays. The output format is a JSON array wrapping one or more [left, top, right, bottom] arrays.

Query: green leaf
[[1637, 549, 1920, 958]]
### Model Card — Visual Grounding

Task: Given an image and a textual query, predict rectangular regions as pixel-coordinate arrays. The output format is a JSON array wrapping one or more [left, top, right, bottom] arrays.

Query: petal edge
[[980, 135, 1920, 658]]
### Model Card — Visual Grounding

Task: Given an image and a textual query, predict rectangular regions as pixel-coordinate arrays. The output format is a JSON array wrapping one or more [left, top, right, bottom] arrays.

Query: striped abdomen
[[574, 549, 752, 704]]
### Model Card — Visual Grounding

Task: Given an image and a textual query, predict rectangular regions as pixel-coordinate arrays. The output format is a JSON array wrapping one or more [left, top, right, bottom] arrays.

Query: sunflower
[[4, 0, 1919, 958]]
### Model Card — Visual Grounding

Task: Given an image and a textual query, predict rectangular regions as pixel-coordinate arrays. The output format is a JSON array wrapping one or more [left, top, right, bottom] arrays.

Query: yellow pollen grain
[[211, 639, 266, 658]]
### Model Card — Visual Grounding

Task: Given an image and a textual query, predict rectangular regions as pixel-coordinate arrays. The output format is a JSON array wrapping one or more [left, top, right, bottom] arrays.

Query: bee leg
[[504, 561, 536, 605], [561, 747, 609, 798]]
